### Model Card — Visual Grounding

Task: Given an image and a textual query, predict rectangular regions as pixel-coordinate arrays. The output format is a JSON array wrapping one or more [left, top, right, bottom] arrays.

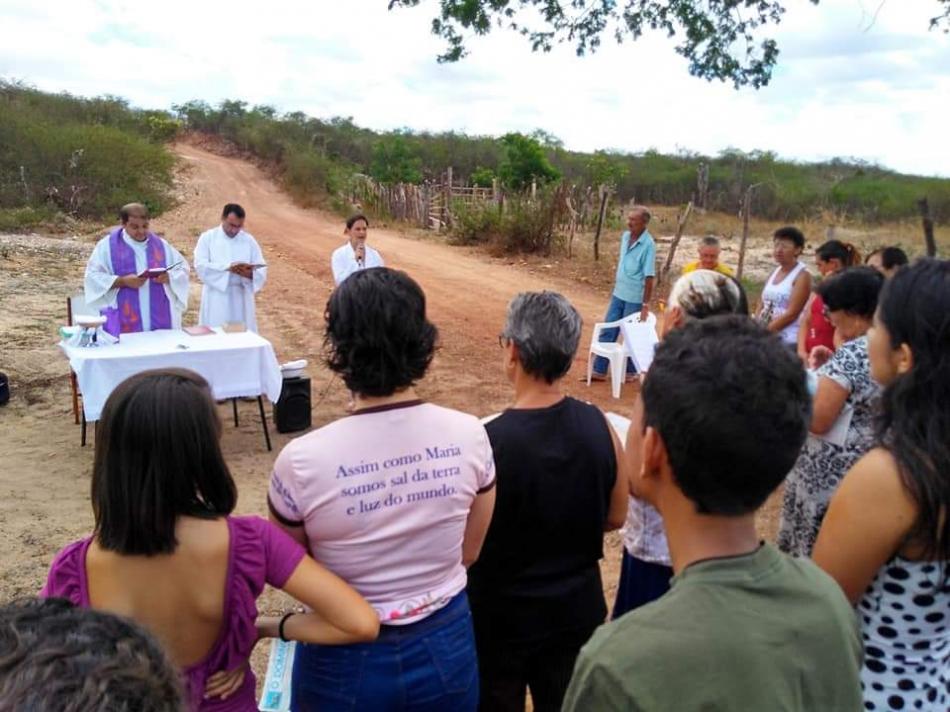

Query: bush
[[495, 193, 563, 254], [282, 151, 348, 205], [0, 81, 176, 225], [449, 200, 502, 245], [0, 206, 61, 232], [449, 190, 563, 255], [470, 166, 495, 188], [144, 113, 181, 143], [0, 113, 174, 219]]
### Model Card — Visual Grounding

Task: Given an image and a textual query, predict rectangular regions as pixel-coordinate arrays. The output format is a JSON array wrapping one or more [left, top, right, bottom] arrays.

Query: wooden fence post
[[737, 182, 765, 281], [443, 167, 453, 230], [918, 197, 937, 257], [593, 184, 610, 262], [661, 201, 694, 284], [422, 184, 431, 230], [696, 163, 709, 211]]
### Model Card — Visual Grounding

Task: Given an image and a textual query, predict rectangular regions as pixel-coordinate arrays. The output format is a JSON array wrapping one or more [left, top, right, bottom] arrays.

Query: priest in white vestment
[[84, 203, 190, 335], [194, 203, 267, 332]]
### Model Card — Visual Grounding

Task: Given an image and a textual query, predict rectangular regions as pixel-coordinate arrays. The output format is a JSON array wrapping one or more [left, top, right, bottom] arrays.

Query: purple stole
[[101, 227, 173, 336]]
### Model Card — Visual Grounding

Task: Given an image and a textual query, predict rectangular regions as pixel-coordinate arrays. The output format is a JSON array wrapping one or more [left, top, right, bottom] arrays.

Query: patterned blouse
[[777, 336, 880, 557]]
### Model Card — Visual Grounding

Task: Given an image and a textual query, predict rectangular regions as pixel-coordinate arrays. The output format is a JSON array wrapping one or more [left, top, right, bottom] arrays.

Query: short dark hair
[[866, 246, 910, 270], [817, 266, 883, 319], [0, 598, 183, 711], [325, 268, 437, 397], [119, 202, 149, 223], [880, 246, 909, 270], [346, 213, 369, 230], [773, 226, 805, 249], [503, 291, 581, 384], [222, 203, 246, 219], [642, 315, 809, 515], [92, 369, 237, 555]]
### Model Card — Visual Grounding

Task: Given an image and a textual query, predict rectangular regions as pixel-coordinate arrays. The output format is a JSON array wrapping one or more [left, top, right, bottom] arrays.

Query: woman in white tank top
[[758, 227, 812, 345]]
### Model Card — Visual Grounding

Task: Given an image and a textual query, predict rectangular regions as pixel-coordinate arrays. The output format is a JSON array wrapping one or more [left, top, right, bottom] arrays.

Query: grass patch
[[0, 206, 62, 233]]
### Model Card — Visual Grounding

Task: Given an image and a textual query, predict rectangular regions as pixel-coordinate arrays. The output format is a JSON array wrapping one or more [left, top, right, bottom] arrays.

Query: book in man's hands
[[230, 262, 267, 270], [138, 261, 183, 278]]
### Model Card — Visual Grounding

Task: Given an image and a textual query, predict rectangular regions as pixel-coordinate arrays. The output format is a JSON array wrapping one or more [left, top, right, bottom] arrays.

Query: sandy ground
[[0, 142, 788, 695]]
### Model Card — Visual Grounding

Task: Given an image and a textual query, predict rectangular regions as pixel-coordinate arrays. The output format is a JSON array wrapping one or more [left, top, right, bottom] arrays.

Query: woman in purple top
[[42, 369, 379, 711]]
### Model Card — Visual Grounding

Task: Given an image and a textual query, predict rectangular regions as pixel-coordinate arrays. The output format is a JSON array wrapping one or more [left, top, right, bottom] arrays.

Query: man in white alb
[[194, 203, 268, 332], [84, 202, 190, 335], [331, 214, 384, 286]]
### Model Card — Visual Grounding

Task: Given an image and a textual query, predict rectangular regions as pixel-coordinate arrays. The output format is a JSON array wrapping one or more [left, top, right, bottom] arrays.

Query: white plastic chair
[[586, 313, 648, 399]]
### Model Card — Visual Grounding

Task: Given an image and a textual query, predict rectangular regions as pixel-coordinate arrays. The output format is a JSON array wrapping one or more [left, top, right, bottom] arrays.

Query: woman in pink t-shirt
[[42, 369, 379, 711], [269, 267, 497, 711]]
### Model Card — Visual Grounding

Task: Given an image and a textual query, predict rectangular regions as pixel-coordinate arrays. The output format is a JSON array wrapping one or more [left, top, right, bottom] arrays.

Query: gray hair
[[669, 269, 745, 319], [503, 291, 582, 384], [630, 205, 652, 224], [700, 235, 721, 248]]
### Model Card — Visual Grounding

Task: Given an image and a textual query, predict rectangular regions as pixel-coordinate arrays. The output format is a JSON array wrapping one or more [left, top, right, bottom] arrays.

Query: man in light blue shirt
[[592, 206, 656, 378]]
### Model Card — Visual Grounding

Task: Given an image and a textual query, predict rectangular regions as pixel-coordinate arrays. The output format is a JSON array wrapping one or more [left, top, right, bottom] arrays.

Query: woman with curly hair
[[268, 267, 497, 712], [814, 258, 950, 711]]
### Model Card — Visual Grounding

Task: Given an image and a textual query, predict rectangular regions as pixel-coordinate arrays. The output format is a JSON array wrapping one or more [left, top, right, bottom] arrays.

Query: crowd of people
[[1, 206, 947, 712]]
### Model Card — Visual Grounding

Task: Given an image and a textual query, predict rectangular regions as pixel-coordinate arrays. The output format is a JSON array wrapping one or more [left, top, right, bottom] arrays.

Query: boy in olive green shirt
[[563, 317, 862, 712]]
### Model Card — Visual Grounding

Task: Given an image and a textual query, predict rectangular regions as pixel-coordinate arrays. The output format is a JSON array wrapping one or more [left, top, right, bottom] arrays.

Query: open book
[[138, 261, 183, 278], [231, 262, 267, 270]]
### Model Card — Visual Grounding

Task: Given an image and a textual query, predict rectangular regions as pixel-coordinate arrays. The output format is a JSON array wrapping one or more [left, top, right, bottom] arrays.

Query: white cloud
[[1, 0, 948, 175]]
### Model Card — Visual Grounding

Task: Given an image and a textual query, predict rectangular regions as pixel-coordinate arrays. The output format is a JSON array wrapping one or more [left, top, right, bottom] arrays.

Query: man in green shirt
[[563, 316, 863, 712]]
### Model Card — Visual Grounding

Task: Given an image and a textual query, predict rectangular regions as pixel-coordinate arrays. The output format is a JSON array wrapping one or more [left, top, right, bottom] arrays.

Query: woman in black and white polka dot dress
[[857, 561, 950, 709], [814, 259, 950, 712]]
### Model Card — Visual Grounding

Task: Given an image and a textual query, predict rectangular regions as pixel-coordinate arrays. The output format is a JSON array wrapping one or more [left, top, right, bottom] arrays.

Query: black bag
[[0, 372, 9, 406]]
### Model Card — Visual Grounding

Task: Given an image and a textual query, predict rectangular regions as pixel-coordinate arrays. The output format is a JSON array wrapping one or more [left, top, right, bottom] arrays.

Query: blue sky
[[1, 0, 948, 176]]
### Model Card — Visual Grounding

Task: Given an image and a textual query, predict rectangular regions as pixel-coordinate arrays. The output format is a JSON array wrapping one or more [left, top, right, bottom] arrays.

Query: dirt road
[[172, 142, 622, 416]]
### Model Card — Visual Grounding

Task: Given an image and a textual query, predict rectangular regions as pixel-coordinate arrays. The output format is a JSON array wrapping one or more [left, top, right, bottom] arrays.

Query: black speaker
[[0, 372, 8, 406], [274, 376, 311, 433]]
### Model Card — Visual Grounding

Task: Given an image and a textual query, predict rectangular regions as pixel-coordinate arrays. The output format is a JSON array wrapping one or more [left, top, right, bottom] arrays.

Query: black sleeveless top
[[467, 396, 617, 641]]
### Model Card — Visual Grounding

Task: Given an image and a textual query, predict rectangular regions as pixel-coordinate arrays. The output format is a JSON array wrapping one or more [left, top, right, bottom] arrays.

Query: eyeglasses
[[498, 333, 511, 349]]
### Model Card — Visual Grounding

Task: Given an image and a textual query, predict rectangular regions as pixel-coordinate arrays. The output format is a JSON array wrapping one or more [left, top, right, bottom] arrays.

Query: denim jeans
[[291, 592, 478, 712], [592, 295, 641, 375], [611, 550, 673, 620]]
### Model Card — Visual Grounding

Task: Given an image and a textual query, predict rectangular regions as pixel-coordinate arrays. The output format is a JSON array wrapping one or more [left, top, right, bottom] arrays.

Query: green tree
[[586, 150, 628, 188], [470, 166, 496, 188], [497, 132, 560, 191], [370, 133, 423, 184], [389, 0, 950, 88]]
